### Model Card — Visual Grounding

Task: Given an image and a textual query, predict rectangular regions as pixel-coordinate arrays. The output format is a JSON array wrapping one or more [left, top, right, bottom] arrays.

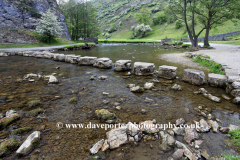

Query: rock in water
[[144, 82, 154, 89], [158, 65, 177, 80], [182, 69, 205, 85], [90, 139, 104, 154], [208, 120, 219, 133], [93, 58, 113, 69], [184, 128, 199, 144], [203, 93, 221, 103], [233, 97, 240, 104], [101, 140, 110, 152], [126, 122, 140, 136], [114, 60, 132, 71], [196, 119, 211, 132], [176, 118, 185, 126], [172, 149, 184, 160], [208, 73, 227, 88], [106, 127, 128, 149], [78, 56, 97, 65], [95, 109, 116, 122], [171, 84, 182, 91], [133, 62, 155, 76], [16, 131, 40, 155], [130, 86, 144, 93]]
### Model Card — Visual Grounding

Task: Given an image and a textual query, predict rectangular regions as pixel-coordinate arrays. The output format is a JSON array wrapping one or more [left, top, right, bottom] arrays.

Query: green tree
[[131, 24, 153, 37], [36, 9, 62, 43], [136, 8, 151, 25]]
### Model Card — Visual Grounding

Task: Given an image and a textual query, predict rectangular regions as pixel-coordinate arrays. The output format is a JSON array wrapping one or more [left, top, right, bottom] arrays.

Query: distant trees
[[36, 9, 62, 43], [131, 24, 153, 38], [136, 8, 151, 25], [60, 0, 100, 40]]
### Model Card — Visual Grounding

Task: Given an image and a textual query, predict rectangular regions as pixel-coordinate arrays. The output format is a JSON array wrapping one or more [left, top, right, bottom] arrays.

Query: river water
[[0, 44, 239, 159]]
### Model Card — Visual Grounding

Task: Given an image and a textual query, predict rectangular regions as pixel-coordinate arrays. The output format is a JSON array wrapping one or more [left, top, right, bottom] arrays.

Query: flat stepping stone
[[114, 60, 132, 71], [133, 62, 155, 76], [158, 65, 177, 79], [183, 69, 205, 85], [93, 57, 112, 69], [78, 56, 97, 65], [208, 73, 227, 88]]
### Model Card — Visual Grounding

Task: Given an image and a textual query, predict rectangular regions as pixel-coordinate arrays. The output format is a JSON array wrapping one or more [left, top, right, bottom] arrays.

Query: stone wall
[[0, 0, 70, 41], [198, 30, 240, 41]]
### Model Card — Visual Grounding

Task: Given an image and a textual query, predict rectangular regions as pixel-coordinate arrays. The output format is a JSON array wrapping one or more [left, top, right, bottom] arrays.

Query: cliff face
[[0, 0, 70, 40]]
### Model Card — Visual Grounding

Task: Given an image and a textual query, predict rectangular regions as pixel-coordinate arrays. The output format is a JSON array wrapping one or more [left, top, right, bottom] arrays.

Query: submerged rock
[[182, 69, 205, 85], [0, 114, 19, 128], [184, 128, 199, 144], [47, 76, 59, 84], [130, 86, 144, 93], [11, 127, 32, 135], [0, 138, 19, 157], [93, 58, 113, 69], [26, 108, 44, 117], [6, 110, 18, 118], [106, 127, 128, 149], [219, 127, 230, 134], [95, 109, 116, 122], [222, 94, 231, 100], [26, 100, 41, 107], [203, 93, 221, 103], [90, 139, 104, 154], [16, 131, 40, 155], [133, 62, 155, 76], [114, 60, 132, 71], [158, 65, 177, 80], [159, 131, 175, 146], [68, 97, 78, 104], [101, 140, 109, 152], [144, 82, 154, 89], [171, 84, 182, 91]]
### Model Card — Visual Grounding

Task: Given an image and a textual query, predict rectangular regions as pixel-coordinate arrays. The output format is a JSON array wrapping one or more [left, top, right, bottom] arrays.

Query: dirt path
[[160, 43, 240, 74]]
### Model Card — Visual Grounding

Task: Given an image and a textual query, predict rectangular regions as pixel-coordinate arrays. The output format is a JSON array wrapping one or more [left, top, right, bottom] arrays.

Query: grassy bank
[[60, 43, 96, 49], [99, 39, 161, 43], [192, 56, 225, 75], [226, 128, 240, 153]]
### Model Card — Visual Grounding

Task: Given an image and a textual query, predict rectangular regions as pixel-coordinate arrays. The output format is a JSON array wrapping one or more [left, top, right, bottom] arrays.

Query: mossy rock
[[11, 127, 32, 135], [68, 97, 78, 104], [26, 100, 41, 107], [95, 109, 116, 122], [15, 79, 23, 83], [0, 115, 20, 128], [26, 108, 44, 117], [0, 138, 19, 157]]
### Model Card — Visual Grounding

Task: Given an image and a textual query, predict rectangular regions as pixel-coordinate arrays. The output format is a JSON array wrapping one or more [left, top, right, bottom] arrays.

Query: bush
[[108, 23, 117, 33], [156, 13, 167, 25], [131, 24, 153, 37], [175, 20, 183, 29], [148, 3, 156, 7], [150, 7, 160, 14]]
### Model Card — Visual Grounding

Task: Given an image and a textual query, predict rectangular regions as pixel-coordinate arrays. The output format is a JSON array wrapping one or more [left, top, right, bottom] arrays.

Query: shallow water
[[0, 44, 239, 160]]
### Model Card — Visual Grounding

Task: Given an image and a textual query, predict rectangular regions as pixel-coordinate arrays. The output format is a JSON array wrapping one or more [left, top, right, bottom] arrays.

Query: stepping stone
[[78, 56, 97, 65], [208, 73, 227, 88], [93, 57, 112, 69], [114, 60, 132, 71], [158, 65, 177, 79], [182, 69, 205, 85], [133, 62, 155, 76]]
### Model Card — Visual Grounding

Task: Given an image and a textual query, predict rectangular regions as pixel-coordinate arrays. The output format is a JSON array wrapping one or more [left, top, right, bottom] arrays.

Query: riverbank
[[160, 43, 240, 74]]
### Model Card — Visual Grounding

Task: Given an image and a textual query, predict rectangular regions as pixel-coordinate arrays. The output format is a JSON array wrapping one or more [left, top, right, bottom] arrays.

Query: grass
[[192, 56, 225, 75], [99, 39, 161, 43], [226, 129, 240, 152], [222, 152, 240, 160]]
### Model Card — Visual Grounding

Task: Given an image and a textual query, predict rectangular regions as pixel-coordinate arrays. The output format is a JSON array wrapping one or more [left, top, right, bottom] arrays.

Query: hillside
[[92, 0, 240, 40], [0, 0, 70, 43]]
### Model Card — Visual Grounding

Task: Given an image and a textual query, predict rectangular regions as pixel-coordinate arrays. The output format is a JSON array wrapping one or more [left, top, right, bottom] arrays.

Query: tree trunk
[[204, 28, 210, 47], [192, 36, 198, 47]]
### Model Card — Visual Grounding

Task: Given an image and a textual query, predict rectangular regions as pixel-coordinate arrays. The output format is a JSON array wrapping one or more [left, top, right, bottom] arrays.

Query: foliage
[[153, 13, 167, 25], [222, 152, 240, 160], [150, 7, 160, 14], [108, 23, 117, 33], [175, 20, 183, 29], [61, 0, 100, 40], [226, 129, 240, 151], [192, 56, 225, 75], [148, 3, 157, 7], [136, 8, 151, 25], [36, 9, 62, 43], [131, 24, 153, 38], [103, 33, 111, 39]]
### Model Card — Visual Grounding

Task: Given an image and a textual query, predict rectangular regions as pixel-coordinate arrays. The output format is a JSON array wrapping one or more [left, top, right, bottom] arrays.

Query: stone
[[95, 109, 116, 122], [139, 120, 159, 134], [114, 60, 132, 71], [133, 62, 155, 76], [101, 140, 109, 152], [159, 131, 175, 146], [209, 120, 219, 133], [171, 84, 182, 91], [47, 76, 59, 84], [158, 65, 177, 79], [0, 138, 19, 157], [173, 127, 185, 135], [196, 119, 211, 132], [16, 131, 40, 155], [70, 56, 81, 64], [6, 110, 18, 118], [116, 106, 121, 110], [141, 109, 146, 114], [65, 55, 75, 63], [227, 76, 240, 83], [90, 139, 104, 154], [0, 52, 8, 57], [0, 114, 19, 128], [201, 149, 210, 160], [90, 76, 95, 80], [229, 124, 240, 131], [172, 149, 184, 160], [176, 118, 185, 126], [93, 58, 113, 69], [127, 72, 131, 76], [24, 73, 41, 80], [231, 89, 240, 97], [68, 97, 78, 104], [232, 82, 240, 89], [194, 140, 203, 149], [219, 127, 230, 134], [127, 84, 135, 88], [54, 54, 65, 61], [199, 88, 208, 94], [203, 93, 221, 103], [103, 92, 109, 96], [126, 122, 140, 136], [128, 137, 134, 142], [144, 82, 154, 89], [184, 128, 199, 144], [175, 141, 198, 160], [78, 56, 97, 65], [222, 94, 231, 100], [225, 69, 239, 77], [106, 127, 128, 149], [26, 100, 41, 107], [99, 76, 107, 80], [130, 86, 144, 93], [182, 69, 205, 85], [208, 73, 227, 88], [26, 108, 44, 117], [233, 97, 240, 104]]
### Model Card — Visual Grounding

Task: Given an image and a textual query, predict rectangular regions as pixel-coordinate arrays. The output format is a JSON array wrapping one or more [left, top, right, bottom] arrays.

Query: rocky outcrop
[[0, 0, 70, 42]]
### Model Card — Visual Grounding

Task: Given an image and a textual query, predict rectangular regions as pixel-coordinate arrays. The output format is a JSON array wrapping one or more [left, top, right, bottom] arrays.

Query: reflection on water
[[0, 44, 239, 159]]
